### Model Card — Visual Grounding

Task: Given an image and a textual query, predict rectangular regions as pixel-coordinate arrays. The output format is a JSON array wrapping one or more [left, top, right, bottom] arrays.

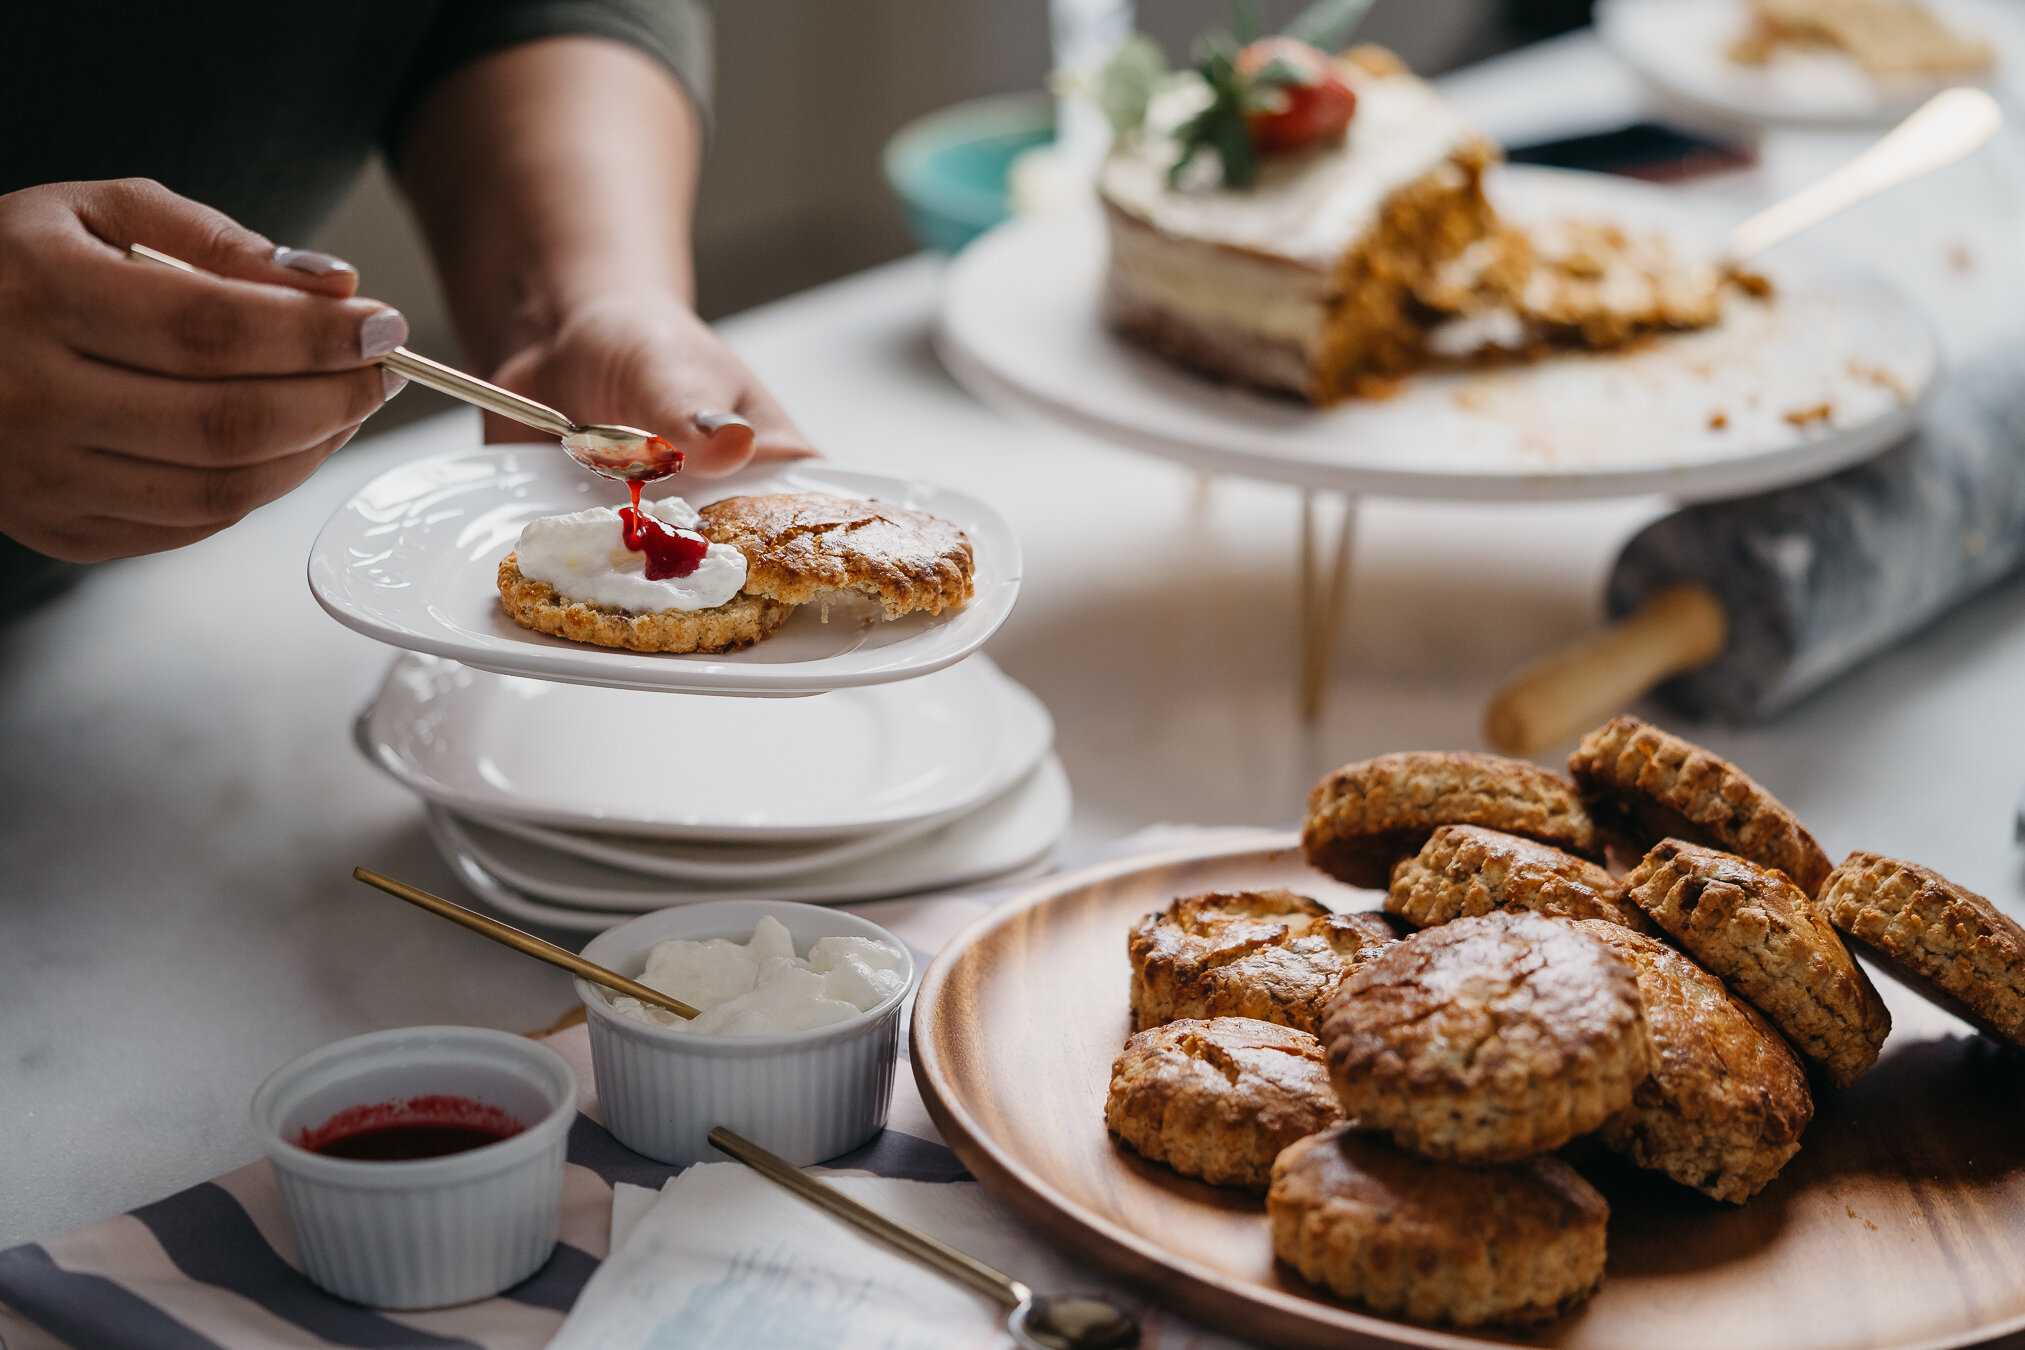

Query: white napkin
[[558, 1164, 1249, 1349]]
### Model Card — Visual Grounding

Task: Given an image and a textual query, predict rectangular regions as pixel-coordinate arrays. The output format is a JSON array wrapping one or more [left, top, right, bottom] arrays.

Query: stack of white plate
[[356, 653, 1068, 932]]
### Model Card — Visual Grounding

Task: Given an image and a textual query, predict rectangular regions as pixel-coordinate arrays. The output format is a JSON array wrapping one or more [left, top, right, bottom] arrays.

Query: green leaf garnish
[[1282, 0, 1376, 50]]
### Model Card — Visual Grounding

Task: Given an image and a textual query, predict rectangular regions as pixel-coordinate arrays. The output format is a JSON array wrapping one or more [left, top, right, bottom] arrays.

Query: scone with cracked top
[[497, 554, 790, 653], [1106, 1018, 1345, 1189], [1388, 824, 1654, 933], [1304, 752, 1599, 890], [1581, 920, 1814, 1202], [1319, 911, 1651, 1162], [1268, 1123, 1610, 1328], [1625, 838, 1889, 1088], [1129, 890, 1405, 1034], [1821, 852, 2025, 1049], [1568, 717, 1833, 896], [697, 493, 974, 620]]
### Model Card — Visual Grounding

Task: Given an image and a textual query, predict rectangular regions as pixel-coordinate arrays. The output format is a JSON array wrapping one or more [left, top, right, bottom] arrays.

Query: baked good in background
[[1319, 911, 1651, 1162], [1730, 0, 1994, 80], [1388, 823, 1654, 932], [1268, 1123, 1610, 1327], [1626, 838, 1890, 1088], [1581, 920, 1815, 1202], [1568, 715, 1834, 894], [1128, 889, 1403, 1033], [1822, 853, 2025, 1049], [1105, 1017, 1344, 1189], [1303, 750, 1599, 889]]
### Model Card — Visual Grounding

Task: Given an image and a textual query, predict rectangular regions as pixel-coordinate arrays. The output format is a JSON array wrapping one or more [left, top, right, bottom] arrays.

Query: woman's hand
[[0, 178, 408, 562], [483, 291, 814, 476]]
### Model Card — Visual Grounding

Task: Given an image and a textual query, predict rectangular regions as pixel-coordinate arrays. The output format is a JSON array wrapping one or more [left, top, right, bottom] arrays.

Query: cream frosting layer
[[513, 496, 747, 613]]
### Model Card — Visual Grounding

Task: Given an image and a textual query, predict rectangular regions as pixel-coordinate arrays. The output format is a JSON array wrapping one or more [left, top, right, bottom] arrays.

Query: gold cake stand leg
[[1298, 488, 1360, 722]]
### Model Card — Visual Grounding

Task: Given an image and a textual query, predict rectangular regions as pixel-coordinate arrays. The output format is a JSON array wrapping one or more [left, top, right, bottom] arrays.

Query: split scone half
[[1320, 910, 1651, 1162], [1269, 1123, 1609, 1328], [1625, 838, 1890, 1088], [497, 557, 789, 654], [1105, 1017, 1344, 1190], [1128, 890, 1405, 1034], [1580, 921, 1814, 1203], [698, 493, 975, 619]]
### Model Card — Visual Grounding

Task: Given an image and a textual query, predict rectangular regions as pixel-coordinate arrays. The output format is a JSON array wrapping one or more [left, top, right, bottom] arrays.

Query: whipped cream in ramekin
[[512, 497, 746, 613], [610, 916, 909, 1036]]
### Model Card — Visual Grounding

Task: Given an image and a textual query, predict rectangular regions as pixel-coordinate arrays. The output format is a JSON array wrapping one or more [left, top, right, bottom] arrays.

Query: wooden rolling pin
[[1485, 333, 2025, 754]]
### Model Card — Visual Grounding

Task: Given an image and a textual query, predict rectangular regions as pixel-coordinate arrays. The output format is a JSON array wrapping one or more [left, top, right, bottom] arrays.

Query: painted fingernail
[[692, 409, 753, 436], [359, 309, 408, 360], [274, 246, 356, 278], [382, 369, 408, 401]]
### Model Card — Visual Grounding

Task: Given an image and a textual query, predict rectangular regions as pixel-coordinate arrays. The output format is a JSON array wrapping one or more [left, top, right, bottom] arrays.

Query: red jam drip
[[620, 479, 710, 580], [299, 1095, 524, 1162]]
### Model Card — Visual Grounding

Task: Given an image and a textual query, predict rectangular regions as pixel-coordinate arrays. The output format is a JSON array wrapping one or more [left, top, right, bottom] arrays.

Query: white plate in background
[[356, 652, 1053, 842], [938, 167, 1936, 502], [311, 450, 1021, 695]]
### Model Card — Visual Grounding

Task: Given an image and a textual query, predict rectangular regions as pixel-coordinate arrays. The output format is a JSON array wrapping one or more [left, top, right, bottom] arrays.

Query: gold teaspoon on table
[[124, 243, 750, 483], [708, 1126, 1140, 1350], [350, 867, 699, 1021]]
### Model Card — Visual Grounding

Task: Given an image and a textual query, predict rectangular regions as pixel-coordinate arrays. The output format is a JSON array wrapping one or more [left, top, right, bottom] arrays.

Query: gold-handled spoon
[[124, 243, 748, 483], [351, 867, 699, 1021], [708, 1126, 1139, 1350]]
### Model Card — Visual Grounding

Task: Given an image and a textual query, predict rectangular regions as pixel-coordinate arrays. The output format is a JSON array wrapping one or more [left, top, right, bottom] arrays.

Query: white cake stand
[[936, 168, 1938, 716]]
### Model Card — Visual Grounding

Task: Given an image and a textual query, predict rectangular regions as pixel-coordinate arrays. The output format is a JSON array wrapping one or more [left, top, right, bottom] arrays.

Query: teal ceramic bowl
[[883, 91, 1055, 253]]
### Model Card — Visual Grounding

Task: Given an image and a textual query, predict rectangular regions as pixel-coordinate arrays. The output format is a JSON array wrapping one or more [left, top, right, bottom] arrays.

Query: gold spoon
[[709, 1127, 1139, 1350], [350, 867, 698, 1020], [125, 244, 749, 483]]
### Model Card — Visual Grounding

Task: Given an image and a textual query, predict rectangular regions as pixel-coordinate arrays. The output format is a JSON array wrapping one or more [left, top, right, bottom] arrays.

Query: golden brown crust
[[496, 555, 790, 653], [1820, 853, 2025, 1049], [1268, 1124, 1609, 1328], [1105, 1018, 1344, 1189], [1303, 751, 1599, 890], [1580, 921, 1814, 1203], [1319, 911, 1650, 1162], [1568, 717, 1833, 897], [696, 493, 974, 620], [1128, 891, 1404, 1035], [1623, 839, 1889, 1089], [1387, 824, 1654, 933]]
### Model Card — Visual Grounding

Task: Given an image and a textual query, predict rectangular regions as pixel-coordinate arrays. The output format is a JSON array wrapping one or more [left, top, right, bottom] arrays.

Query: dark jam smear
[[300, 1095, 524, 1162], [621, 479, 710, 581]]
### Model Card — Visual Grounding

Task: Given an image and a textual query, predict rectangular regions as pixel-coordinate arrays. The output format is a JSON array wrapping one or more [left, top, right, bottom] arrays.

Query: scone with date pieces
[[697, 492, 974, 620], [1128, 890, 1405, 1034], [1388, 824, 1654, 933], [1268, 1124, 1610, 1328], [1304, 751, 1599, 890], [1568, 717, 1833, 896], [1821, 853, 2025, 1049], [1319, 911, 1650, 1162], [1580, 920, 1814, 1203], [1105, 1018, 1345, 1190], [1625, 839, 1889, 1088]]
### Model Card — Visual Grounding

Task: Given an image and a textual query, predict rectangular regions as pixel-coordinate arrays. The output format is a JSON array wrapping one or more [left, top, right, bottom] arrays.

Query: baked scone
[[1319, 911, 1650, 1162], [1568, 716, 1833, 896], [1580, 921, 1814, 1203], [697, 493, 974, 620], [497, 554, 790, 653], [1624, 839, 1889, 1088], [1105, 1018, 1345, 1189], [1268, 1124, 1609, 1327], [1820, 853, 2025, 1049], [1129, 891, 1404, 1034], [1388, 824, 1654, 933], [1304, 751, 1599, 890]]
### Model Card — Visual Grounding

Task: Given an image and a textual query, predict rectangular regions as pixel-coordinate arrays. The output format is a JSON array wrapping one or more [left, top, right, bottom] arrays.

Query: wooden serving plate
[[910, 832, 2025, 1350]]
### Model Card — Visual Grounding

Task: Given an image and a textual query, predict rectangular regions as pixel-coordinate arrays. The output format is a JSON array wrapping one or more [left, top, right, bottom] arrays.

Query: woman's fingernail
[[274, 246, 356, 278], [692, 409, 753, 436], [359, 309, 408, 360], [382, 369, 408, 401]]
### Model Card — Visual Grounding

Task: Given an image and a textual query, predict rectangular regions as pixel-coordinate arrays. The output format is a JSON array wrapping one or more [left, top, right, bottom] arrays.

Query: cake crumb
[[1708, 410, 1730, 430], [1783, 403, 1833, 428]]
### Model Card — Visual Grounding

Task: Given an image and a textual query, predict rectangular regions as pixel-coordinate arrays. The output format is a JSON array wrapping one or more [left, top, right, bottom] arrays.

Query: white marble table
[[7, 31, 2025, 1257]]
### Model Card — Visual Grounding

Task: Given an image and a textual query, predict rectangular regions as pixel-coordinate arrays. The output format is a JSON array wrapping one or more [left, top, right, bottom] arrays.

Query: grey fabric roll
[[1607, 335, 2025, 720]]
